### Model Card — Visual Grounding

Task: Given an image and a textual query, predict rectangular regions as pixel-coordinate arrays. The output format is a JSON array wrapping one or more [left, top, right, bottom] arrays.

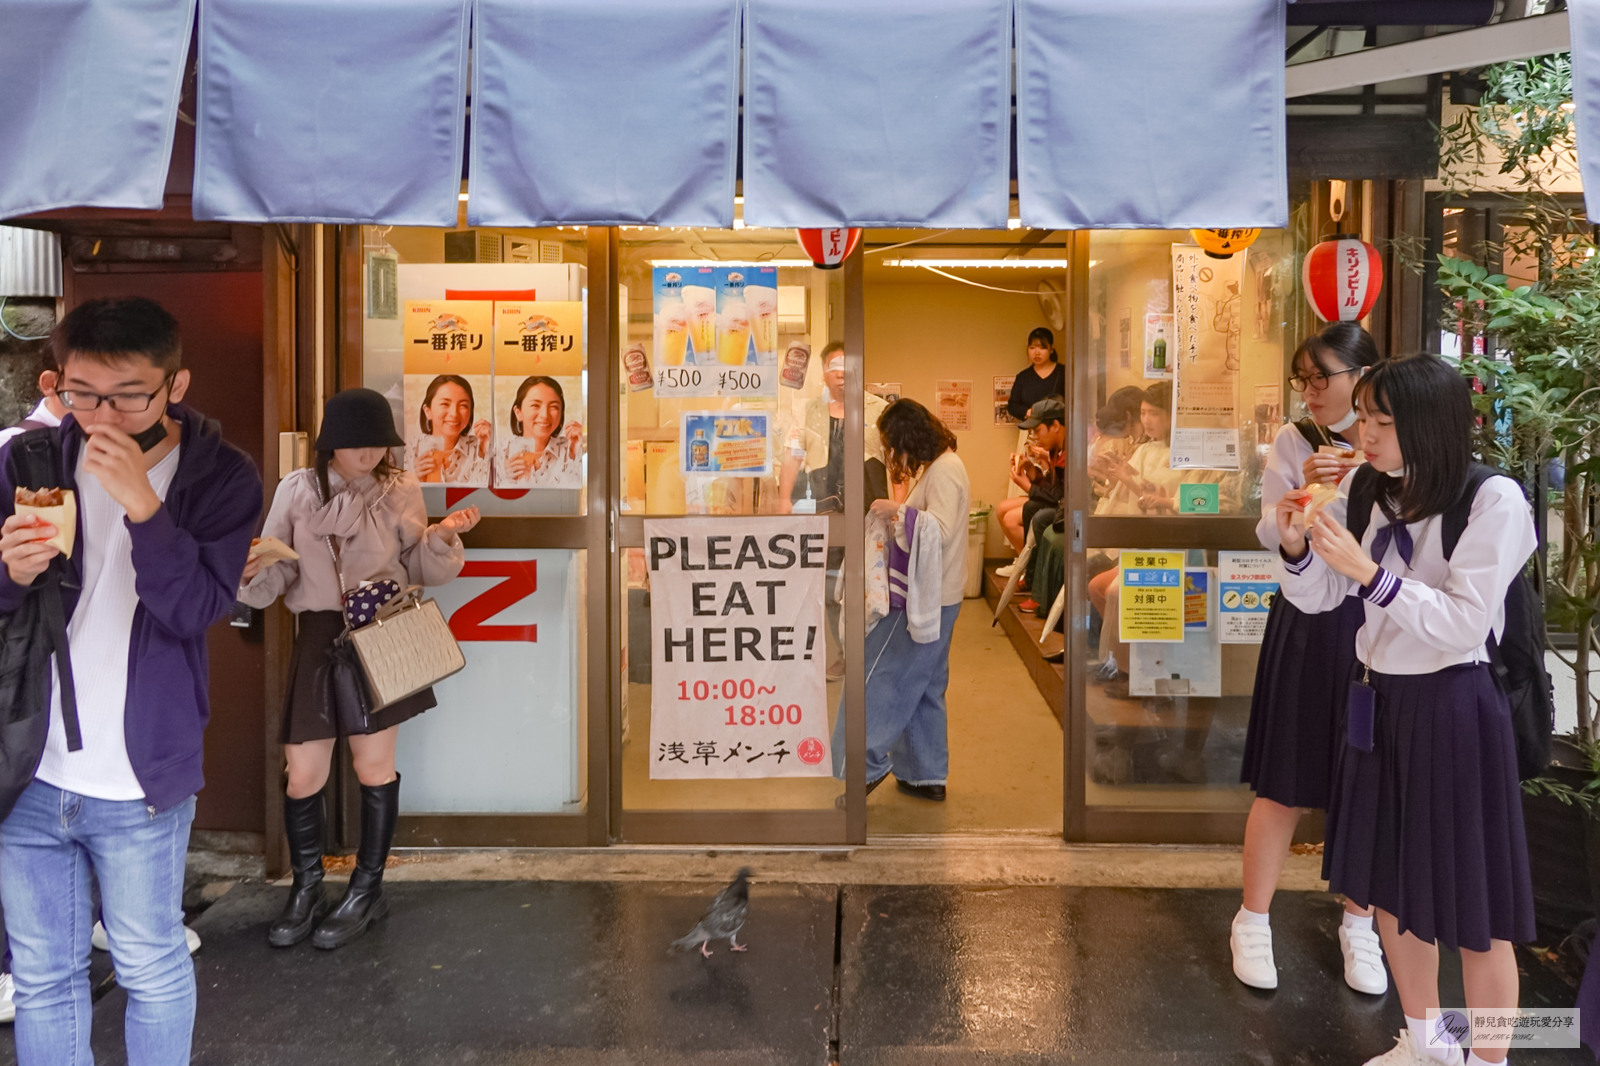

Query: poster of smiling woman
[[402, 300, 493, 487], [492, 301, 585, 489]]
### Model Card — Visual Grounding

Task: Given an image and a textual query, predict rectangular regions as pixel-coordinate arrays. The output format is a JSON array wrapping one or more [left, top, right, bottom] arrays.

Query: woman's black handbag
[[323, 630, 376, 735]]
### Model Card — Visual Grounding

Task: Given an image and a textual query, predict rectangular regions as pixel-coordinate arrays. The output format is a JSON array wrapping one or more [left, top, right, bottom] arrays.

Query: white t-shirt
[[36, 444, 181, 801]]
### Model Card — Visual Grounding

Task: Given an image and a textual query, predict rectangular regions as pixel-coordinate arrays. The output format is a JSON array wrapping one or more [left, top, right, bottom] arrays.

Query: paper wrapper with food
[[248, 535, 299, 565], [13, 487, 76, 558], [1290, 482, 1345, 528], [1318, 443, 1366, 462]]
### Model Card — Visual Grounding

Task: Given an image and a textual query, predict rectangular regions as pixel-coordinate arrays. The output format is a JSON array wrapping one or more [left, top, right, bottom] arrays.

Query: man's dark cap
[[1019, 396, 1066, 429]]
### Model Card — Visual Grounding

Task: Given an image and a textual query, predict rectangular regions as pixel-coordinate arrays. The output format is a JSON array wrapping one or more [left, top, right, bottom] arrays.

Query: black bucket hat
[[316, 388, 405, 451]]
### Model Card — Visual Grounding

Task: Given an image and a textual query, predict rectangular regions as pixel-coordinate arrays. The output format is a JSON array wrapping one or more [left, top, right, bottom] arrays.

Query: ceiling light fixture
[[884, 258, 1069, 269]]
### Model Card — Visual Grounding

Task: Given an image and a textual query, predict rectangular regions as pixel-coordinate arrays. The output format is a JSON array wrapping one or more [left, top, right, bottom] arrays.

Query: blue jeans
[[0, 780, 196, 1066], [833, 603, 961, 786]]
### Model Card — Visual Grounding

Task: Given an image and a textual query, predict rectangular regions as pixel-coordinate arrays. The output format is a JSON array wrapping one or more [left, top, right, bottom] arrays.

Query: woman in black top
[[1007, 327, 1065, 422]]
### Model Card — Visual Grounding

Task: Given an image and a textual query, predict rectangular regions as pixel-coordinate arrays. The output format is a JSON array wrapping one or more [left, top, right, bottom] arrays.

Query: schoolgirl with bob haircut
[[1275, 354, 1535, 1066]]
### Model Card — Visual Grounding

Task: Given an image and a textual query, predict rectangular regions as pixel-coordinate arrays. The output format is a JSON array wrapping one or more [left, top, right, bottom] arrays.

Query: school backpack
[[1346, 463, 1554, 781], [0, 428, 80, 822]]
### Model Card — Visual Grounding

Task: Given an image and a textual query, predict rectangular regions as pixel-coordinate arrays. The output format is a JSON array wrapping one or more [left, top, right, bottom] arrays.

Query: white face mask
[[1327, 408, 1359, 433]]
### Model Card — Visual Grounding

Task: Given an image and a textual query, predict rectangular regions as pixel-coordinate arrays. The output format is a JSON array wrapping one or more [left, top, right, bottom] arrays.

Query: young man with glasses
[[0, 297, 261, 1064]]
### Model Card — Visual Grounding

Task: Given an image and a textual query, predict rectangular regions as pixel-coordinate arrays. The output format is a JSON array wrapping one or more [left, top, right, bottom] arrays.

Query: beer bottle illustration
[[688, 428, 710, 471]]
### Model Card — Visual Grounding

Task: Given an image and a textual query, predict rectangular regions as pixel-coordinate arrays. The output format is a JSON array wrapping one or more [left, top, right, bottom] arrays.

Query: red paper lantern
[[796, 228, 862, 269], [1302, 234, 1384, 322]]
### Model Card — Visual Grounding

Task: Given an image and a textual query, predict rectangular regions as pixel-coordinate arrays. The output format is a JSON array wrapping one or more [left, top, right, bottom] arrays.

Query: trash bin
[[965, 505, 990, 598]]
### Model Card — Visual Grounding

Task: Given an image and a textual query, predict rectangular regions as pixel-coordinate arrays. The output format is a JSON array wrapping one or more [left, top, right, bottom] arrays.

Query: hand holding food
[[1309, 509, 1380, 585], [0, 511, 60, 586], [14, 487, 75, 558]]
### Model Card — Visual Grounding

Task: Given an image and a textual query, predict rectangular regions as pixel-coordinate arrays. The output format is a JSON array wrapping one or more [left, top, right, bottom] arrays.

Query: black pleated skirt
[[1239, 594, 1364, 809], [282, 610, 436, 744], [1322, 662, 1536, 952]]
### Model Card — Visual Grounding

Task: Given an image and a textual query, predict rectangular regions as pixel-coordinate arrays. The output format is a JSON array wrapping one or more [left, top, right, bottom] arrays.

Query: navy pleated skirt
[[1322, 662, 1536, 952], [1240, 594, 1364, 809]]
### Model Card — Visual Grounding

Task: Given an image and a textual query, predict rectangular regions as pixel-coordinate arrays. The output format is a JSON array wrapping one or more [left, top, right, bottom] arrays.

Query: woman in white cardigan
[[832, 399, 970, 804]]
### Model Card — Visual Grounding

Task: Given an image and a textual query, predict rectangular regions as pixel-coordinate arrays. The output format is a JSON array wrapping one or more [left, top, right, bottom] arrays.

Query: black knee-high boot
[[312, 774, 399, 951], [268, 792, 330, 948]]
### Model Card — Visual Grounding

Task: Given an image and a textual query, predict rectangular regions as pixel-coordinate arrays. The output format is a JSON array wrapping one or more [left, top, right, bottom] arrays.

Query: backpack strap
[[4, 428, 80, 751], [1440, 464, 1500, 561], [1344, 464, 1382, 547]]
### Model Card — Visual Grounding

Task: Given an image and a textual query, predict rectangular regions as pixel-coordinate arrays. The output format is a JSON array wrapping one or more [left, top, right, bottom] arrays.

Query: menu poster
[[1217, 550, 1282, 644], [652, 265, 779, 399], [993, 376, 1017, 426], [1169, 245, 1242, 469], [681, 410, 773, 477], [1118, 550, 1185, 643], [1143, 312, 1173, 380], [935, 379, 972, 432], [402, 300, 493, 487], [492, 301, 585, 489], [645, 516, 832, 779]]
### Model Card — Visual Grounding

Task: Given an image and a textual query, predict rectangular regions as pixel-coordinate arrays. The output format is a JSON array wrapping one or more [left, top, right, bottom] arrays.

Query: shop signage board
[[1118, 550, 1184, 643], [1169, 245, 1242, 470], [935, 379, 972, 431], [491, 300, 585, 489], [645, 517, 832, 779], [1217, 550, 1282, 644], [652, 265, 780, 398]]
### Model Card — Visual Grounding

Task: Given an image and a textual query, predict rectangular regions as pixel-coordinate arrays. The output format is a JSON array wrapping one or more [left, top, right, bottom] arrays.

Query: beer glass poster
[[680, 411, 772, 477], [403, 301, 493, 487], [492, 301, 585, 489], [653, 265, 779, 398], [645, 517, 832, 779]]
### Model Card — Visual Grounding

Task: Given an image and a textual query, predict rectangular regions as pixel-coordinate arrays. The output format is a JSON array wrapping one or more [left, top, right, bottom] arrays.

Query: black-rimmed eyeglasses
[[1288, 367, 1359, 393], [57, 376, 172, 413]]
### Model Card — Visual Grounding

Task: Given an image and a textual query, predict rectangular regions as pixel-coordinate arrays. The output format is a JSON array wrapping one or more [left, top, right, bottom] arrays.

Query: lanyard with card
[[1347, 518, 1408, 753]]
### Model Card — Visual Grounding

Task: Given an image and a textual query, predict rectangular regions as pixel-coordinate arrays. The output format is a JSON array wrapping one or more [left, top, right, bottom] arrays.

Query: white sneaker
[[1339, 922, 1388, 995], [91, 921, 201, 955], [0, 972, 13, 1024], [995, 563, 1017, 577], [1362, 1029, 1463, 1066], [1230, 915, 1278, 989]]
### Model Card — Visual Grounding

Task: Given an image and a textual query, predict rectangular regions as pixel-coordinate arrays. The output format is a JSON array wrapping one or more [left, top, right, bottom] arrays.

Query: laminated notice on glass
[[646, 517, 832, 779], [653, 266, 779, 398], [402, 301, 493, 487], [1217, 550, 1282, 645], [1119, 550, 1184, 643], [1169, 245, 1243, 470]]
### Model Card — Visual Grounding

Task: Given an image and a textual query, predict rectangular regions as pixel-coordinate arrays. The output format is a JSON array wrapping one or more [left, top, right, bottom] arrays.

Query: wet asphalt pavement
[[0, 881, 1588, 1065]]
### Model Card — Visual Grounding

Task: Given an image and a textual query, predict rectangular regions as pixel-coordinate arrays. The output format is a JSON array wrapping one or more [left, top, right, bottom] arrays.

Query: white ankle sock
[[1236, 905, 1270, 927], [1406, 1016, 1459, 1064], [1465, 1053, 1503, 1066], [1342, 911, 1374, 932]]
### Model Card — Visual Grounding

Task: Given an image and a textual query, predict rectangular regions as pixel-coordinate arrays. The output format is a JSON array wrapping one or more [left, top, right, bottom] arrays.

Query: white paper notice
[[1217, 550, 1283, 644], [645, 517, 832, 778]]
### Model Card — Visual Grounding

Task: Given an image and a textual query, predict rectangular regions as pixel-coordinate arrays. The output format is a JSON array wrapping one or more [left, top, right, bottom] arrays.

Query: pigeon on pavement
[[671, 868, 751, 958]]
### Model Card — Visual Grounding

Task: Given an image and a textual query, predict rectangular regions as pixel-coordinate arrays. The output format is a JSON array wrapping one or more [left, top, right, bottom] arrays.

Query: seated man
[[997, 397, 1065, 578]]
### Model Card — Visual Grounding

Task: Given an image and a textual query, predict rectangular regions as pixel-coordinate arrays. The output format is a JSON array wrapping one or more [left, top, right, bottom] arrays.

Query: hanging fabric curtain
[[1016, 0, 1287, 230], [471, 0, 741, 228], [0, 0, 194, 220], [1571, 0, 1600, 221], [193, 0, 470, 225], [743, 0, 1012, 229]]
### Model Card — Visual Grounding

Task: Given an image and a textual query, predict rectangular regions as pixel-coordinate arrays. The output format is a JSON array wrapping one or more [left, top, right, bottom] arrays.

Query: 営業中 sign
[[1119, 550, 1185, 643]]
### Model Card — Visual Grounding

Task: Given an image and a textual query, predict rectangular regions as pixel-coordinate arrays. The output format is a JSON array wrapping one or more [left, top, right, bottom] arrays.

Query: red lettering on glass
[[448, 560, 539, 642]]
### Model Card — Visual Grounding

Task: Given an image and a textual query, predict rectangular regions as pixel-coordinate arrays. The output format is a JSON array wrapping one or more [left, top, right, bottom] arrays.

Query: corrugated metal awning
[[0, 227, 62, 298]]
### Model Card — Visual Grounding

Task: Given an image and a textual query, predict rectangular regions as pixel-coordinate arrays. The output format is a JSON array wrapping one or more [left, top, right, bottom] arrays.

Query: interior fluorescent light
[[649, 259, 816, 268], [885, 258, 1069, 268], [458, 193, 469, 201], [1007, 218, 1022, 230]]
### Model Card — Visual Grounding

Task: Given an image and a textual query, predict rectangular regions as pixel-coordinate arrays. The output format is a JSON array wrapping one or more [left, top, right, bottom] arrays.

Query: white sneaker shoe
[[1339, 922, 1388, 995], [1362, 1029, 1463, 1066], [91, 921, 201, 955], [0, 972, 14, 1024], [996, 563, 1017, 578], [1229, 915, 1278, 990]]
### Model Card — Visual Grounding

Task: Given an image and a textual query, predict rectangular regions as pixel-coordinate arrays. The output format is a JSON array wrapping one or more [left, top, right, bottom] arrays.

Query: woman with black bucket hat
[[239, 388, 480, 949]]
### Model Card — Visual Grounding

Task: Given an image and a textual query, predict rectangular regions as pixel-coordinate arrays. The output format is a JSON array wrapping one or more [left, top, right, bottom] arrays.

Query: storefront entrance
[[308, 197, 1371, 849]]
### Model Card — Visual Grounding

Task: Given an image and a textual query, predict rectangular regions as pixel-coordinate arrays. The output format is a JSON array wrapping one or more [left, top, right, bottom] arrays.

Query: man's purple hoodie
[[0, 404, 262, 812]]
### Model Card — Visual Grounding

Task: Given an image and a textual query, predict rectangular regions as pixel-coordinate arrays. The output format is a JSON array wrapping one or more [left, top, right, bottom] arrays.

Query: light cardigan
[[895, 451, 970, 607], [239, 467, 464, 615]]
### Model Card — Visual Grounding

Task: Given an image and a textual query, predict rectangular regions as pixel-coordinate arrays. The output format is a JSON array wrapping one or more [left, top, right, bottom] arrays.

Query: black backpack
[[1346, 463, 1554, 781], [0, 428, 80, 822]]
